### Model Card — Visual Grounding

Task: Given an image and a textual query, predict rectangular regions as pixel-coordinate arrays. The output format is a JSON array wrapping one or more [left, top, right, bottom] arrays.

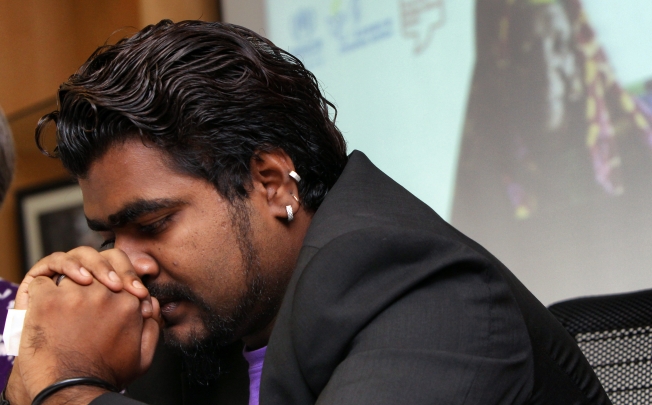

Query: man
[[7, 21, 610, 405]]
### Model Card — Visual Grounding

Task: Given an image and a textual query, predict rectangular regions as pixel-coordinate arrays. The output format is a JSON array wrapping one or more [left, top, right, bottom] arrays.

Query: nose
[[131, 255, 159, 282], [114, 236, 160, 283]]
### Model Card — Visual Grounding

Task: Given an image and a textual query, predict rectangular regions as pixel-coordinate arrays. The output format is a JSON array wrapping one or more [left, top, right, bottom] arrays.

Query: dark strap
[[32, 377, 119, 405]]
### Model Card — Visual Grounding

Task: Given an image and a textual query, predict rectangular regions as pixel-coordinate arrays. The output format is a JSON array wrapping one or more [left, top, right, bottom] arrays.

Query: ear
[[249, 149, 301, 222]]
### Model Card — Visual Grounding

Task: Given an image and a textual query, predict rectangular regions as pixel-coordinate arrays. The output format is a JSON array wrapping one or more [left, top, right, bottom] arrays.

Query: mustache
[[147, 282, 202, 306]]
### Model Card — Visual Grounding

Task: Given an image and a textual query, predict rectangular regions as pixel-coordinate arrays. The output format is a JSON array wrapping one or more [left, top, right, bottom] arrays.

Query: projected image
[[640, 80, 652, 111], [263, 0, 652, 302], [267, 0, 475, 216], [454, 0, 652, 221], [452, 0, 652, 288]]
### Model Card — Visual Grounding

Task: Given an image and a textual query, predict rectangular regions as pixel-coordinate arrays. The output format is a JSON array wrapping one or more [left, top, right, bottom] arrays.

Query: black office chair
[[548, 289, 652, 404]]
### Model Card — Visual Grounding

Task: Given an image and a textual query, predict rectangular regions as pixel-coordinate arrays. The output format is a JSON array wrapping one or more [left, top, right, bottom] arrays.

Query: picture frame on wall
[[16, 180, 103, 274]]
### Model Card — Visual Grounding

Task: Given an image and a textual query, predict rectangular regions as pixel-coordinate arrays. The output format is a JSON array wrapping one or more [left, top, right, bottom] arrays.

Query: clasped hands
[[7, 247, 161, 405]]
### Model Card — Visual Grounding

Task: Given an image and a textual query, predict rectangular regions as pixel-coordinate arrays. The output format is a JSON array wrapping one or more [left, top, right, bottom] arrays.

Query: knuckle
[[84, 256, 115, 275], [101, 251, 135, 276], [69, 245, 96, 255], [97, 257, 115, 271], [28, 276, 49, 290], [117, 292, 140, 314], [61, 254, 81, 267], [26, 263, 48, 277], [28, 280, 57, 308], [123, 269, 139, 279], [46, 251, 67, 264], [88, 284, 112, 305], [101, 248, 128, 260]]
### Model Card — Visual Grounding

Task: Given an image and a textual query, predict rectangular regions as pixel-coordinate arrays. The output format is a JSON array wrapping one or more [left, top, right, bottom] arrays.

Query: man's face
[[79, 139, 284, 352]]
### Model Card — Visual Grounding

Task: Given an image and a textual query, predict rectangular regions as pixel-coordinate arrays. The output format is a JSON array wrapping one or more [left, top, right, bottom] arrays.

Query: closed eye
[[138, 215, 172, 235]]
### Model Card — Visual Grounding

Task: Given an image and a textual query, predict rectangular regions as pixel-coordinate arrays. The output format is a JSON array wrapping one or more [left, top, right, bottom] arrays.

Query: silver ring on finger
[[55, 274, 66, 286]]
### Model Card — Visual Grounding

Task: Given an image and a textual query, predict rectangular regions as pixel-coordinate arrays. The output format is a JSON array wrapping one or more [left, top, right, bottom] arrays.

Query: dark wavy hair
[[36, 20, 347, 211]]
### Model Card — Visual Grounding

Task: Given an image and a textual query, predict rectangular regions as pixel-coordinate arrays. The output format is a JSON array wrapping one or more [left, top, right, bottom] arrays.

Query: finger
[[14, 276, 53, 309], [15, 278, 31, 310], [67, 246, 124, 292], [140, 291, 164, 319], [18, 252, 82, 309], [52, 274, 66, 286], [100, 249, 150, 300], [150, 297, 163, 328], [139, 297, 162, 373], [25, 276, 58, 310], [27, 275, 56, 291], [139, 317, 160, 374], [27, 251, 93, 287], [140, 300, 153, 318]]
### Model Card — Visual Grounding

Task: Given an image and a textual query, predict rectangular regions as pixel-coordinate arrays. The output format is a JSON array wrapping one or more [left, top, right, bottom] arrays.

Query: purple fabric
[[242, 346, 266, 405], [0, 279, 18, 390]]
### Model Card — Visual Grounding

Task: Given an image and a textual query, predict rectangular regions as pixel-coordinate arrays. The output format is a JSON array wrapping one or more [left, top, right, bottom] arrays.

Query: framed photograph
[[17, 181, 103, 273]]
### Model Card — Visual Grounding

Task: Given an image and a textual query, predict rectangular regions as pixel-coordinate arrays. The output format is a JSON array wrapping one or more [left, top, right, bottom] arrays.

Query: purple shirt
[[0, 279, 18, 391], [242, 346, 267, 405]]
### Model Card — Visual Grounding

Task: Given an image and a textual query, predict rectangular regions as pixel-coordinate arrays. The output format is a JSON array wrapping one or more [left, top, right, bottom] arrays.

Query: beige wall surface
[[221, 0, 266, 34], [0, 0, 219, 283]]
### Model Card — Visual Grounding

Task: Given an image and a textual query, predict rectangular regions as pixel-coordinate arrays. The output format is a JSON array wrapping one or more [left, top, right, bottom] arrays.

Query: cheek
[[166, 211, 248, 294]]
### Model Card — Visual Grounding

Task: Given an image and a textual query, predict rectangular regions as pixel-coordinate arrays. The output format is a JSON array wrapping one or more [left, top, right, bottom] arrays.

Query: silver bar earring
[[289, 171, 301, 183], [286, 205, 294, 222]]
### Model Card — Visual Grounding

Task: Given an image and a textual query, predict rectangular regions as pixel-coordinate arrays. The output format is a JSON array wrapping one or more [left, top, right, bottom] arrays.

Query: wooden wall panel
[[138, 0, 219, 26], [0, 0, 78, 116], [0, 0, 219, 282]]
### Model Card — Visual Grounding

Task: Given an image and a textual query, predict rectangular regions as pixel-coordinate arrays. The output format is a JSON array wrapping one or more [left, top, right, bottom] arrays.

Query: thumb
[[139, 319, 160, 373], [139, 297, 161, 373], [14, 279, 30, 310]]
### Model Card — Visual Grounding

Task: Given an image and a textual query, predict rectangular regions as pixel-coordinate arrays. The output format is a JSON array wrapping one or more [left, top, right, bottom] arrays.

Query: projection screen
[[222, 0, 652, 305]]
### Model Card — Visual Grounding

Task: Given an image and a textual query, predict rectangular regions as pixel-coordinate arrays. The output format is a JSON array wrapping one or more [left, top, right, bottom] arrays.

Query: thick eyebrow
[[86, 198, 187, 232]]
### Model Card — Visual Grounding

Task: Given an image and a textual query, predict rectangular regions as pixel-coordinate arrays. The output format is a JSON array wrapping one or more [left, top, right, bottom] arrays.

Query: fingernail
[[141, 300, 153, 315], [132, 279, 145, 289], [108, 271, 120, 282], [79, 267, 90, 277]]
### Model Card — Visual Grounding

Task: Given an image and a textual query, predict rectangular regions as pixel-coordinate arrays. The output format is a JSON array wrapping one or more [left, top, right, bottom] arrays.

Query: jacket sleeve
[[262, 227, 533, 405]]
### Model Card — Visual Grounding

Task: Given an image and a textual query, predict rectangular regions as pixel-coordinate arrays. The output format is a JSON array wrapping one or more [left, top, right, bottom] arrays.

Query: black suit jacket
[[260, 151, 610, 404], [92, 151, 610, 405]]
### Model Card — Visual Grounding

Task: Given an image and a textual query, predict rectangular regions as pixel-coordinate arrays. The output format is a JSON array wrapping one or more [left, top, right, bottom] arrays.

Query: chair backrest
[[548, 289, 652, 405]]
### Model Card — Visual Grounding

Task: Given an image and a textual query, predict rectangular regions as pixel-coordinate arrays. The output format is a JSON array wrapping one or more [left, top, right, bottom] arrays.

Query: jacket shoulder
[[287, 226, 535, 403]]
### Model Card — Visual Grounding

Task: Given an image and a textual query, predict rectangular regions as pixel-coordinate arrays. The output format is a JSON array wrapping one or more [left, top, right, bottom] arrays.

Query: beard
[[147, 281, 242, 385], [146, 200, 280, 385]]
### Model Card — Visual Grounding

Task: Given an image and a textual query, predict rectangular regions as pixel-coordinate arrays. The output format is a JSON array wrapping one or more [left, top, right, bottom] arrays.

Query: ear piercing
[[289, 171, 301, 183], [287, 171, 301, 222]]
